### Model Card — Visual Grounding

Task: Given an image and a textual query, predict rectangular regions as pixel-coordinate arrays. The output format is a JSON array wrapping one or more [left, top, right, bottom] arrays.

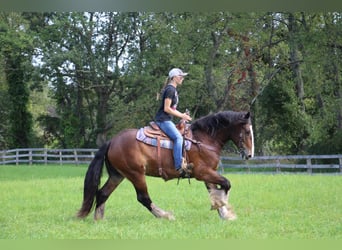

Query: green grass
[[0, 164, 341, 239]]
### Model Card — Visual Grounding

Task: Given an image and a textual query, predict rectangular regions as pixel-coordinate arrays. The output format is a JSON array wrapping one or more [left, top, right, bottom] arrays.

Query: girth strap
[[157, 136, 162, 176]]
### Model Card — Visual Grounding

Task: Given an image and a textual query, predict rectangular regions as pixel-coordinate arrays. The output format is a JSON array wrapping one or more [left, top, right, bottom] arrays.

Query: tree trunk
[[288, 13, 305, 110]]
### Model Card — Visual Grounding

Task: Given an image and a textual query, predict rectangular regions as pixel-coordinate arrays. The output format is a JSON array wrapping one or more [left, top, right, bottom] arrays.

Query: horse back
[[106, 128, 180, 179]]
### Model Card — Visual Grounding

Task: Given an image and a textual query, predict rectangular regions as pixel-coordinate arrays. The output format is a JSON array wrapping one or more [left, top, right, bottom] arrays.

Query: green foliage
[[7, 62, 33, 148], [257, 71, 310, 154], [0, 12, 341, 155], [309, 130, 342, 155], [0, 13, 34, 148]]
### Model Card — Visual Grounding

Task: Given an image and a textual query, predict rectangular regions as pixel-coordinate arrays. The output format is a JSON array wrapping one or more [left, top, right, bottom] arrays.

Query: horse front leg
[[204, 179, 237, 221], [217, 203, 237, 221], [205, 182, 228, 210]]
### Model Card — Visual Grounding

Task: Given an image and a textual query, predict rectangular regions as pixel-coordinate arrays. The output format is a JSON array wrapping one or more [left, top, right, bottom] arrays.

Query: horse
[[76, 110, 254, 221]]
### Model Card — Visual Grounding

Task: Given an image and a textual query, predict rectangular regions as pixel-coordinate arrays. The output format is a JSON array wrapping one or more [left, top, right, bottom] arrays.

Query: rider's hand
[[182, 113, 192, 122]]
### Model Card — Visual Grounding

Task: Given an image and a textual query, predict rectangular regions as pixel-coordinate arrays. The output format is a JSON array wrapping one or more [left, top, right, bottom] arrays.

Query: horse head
[[233, 112, 254, 160], [190, 110, 254, 160]]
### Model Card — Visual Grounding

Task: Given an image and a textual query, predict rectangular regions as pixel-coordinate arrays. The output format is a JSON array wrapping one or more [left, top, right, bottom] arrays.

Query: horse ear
[[244, 111, 251, 120], [238, 111, 250, 124]]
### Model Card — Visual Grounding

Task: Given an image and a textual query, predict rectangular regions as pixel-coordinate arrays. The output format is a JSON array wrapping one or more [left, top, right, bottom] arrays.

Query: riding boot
[[182, 157, 193, 169], [178, 157, 193, 178]]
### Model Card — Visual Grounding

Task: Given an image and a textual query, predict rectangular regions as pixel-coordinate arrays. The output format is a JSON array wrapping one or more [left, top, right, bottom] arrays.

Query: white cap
[[168, 68, 188, 78]]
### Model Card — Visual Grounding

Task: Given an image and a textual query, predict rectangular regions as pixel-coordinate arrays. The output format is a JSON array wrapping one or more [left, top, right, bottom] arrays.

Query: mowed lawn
[[0, 164, 341, 239]]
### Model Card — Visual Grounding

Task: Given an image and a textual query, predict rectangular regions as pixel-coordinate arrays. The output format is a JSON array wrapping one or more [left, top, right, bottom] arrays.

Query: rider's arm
[[163, 98, 191, 121]]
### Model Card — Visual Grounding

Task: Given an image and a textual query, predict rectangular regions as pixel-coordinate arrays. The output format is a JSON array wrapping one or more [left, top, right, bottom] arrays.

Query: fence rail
[[1, 148, 341, 174], [219, 155, 342, 174], [0, 148, 97, 165]]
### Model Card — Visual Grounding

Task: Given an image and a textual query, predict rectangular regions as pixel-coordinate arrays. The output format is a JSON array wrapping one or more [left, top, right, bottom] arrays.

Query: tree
[[0, 12, 34, 149], [38, 12, 142, 147], [1, 11, 339, 155]]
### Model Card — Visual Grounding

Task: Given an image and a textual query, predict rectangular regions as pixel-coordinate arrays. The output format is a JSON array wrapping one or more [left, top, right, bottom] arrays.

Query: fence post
[[44, 148, 47, 165], [16, 150, 19, 165], [59, 150, 62, 165], [29, 149, 32, 165], [276, 159, 280, 173], [74, 149, 78, 165], [339, 157, 342, 173], [307, 158, 312, 174]]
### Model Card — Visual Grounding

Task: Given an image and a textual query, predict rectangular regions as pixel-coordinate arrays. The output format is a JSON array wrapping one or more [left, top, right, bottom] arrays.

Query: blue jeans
[[156, 120, 183, 170]]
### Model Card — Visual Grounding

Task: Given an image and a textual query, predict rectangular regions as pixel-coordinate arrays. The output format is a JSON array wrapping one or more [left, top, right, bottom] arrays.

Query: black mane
[[191, 111, 248, 137]]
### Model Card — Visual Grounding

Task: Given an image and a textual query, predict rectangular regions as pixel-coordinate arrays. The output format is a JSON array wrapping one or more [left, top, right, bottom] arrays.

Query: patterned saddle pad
[[136, 127, 191, 150]]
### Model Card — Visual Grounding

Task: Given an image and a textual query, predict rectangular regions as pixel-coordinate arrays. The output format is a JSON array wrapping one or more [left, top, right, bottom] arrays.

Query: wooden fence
[[0, 148, 341, 174], [219, 155, 342, 174], [0, 148, 97, 165]]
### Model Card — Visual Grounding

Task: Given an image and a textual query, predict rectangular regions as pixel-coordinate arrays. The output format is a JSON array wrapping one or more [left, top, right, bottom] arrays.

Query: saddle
[[144, 120, 190, 139], [137, 120, 193, 178]]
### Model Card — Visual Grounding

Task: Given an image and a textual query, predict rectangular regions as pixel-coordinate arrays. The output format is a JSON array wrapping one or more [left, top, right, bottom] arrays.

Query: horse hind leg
[[131, 176, 175, 220], [94, 168, 124, 220], [150, 203, 175, 220]]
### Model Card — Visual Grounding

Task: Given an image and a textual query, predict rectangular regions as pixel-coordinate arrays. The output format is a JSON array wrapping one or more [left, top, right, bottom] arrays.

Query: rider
[[155, 68, 192, 177]]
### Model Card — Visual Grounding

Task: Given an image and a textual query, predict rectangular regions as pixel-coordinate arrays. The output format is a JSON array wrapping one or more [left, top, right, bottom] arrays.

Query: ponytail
[[157, 77, 171, 100], [161, 77, 171, 92]]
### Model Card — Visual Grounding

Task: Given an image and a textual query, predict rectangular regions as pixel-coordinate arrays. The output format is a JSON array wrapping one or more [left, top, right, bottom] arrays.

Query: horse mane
[[191, 111, 247, 137]]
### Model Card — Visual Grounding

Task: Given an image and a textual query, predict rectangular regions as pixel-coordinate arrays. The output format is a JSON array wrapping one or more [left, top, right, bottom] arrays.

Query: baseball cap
[[168, 68, 188, 78]]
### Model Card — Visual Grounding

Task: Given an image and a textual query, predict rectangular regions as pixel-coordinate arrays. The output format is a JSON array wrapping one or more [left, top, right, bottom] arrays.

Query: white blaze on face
[[250, 125, 254, 158]]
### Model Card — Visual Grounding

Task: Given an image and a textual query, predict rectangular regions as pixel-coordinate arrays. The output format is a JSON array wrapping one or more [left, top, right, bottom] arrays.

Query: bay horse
[[77, 110, 254, 221]]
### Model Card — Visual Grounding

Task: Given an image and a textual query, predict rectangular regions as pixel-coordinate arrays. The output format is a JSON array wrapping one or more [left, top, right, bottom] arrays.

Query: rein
[[184, 136, 217, 152], [184, 123, 218, 152]]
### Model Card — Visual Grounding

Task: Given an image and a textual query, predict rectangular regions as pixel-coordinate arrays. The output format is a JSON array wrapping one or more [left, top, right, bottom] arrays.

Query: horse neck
[[215, 129, 233, 148], [192, 128, 230, 153]]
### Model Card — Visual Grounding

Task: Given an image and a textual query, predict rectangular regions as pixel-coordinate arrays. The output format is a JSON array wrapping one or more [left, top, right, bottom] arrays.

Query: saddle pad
[[136, 128, 191, 151]]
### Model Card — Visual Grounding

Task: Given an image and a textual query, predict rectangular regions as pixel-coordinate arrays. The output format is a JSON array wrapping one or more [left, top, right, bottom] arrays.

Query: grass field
[[0, 164, 341, 239]]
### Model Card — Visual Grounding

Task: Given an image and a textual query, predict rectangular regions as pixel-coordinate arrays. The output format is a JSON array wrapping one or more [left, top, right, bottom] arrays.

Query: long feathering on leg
[[209, 189, 228, 210]]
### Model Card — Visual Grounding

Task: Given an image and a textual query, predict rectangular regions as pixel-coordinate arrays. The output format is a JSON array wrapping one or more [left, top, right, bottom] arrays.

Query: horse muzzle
[[240, 149, 253, 160]]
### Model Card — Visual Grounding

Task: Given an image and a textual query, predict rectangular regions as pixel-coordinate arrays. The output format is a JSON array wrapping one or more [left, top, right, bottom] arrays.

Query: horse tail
[[77, 142, 109, 218]]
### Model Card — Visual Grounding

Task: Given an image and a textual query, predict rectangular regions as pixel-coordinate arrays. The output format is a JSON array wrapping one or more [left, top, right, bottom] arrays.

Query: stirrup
[[177, 168, 188, 178], [177, 168, 191, 184], [177, 158, 193, 184]]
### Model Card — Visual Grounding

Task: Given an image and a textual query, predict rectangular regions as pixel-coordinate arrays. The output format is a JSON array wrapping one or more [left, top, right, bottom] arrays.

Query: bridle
[[237, 123, 254, 159], [238, 131, 247, 158]]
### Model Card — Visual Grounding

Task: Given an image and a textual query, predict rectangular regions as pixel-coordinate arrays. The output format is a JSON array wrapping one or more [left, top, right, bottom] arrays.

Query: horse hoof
[[155, 211, 175, 220], [94, 204, 105, 220], [165, 212, 175, 220], [151, 203, 175, 220], [218, 205, 237, 221]]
